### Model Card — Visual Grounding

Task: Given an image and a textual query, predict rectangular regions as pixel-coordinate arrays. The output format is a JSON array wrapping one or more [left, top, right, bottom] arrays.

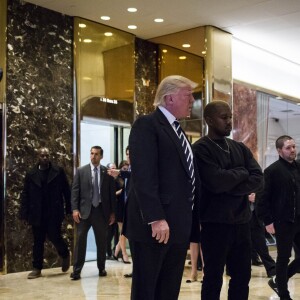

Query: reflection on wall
[[5, 0, 73, 273], [232, 83, 258, 159], [205, 26, 232, 104], [135, 38, 158, 117], [75, 18, 135, 124]]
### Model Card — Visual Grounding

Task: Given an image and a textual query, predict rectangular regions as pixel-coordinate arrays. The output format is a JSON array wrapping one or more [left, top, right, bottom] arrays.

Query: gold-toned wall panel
[[204, 26, 232, 105], [74, 17, 135, 124]]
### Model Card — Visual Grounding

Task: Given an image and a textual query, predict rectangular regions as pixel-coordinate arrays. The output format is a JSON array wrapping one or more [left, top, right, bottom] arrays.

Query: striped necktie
[[173, 120, 195, 198]]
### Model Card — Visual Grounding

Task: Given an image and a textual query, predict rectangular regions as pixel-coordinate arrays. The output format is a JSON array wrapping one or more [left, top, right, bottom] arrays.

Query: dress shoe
[[186, 274, 198, 283], [70, 272, 81, 280], [112, 254, 119, 261], [124, 273, 132, 278], [268, 277, 279, 296], [61, 255, 70, 272], [27, 268, 41, 279], [99, 270, 107, 277], [252, 259, 263, 266], [121, 255, 131, 264]]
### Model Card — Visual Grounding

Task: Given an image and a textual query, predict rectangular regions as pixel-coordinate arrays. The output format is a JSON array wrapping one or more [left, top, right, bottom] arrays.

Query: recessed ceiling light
[[162, 49, 168, 53], [127, 7, 137, 12], [154, 18, 164, 23], [179, 56, 186, 60], [128, 25, 137, 30], [101, 16, 110, 21], [182, 44, 190, 48], [104, 32, 113, 36], [202, 51, 206, 54], [79, 23, 86, 28], [83, 39, 92, 43]]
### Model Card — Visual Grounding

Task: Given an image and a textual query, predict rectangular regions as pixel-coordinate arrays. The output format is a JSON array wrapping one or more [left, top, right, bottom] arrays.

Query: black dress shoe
[[124, 273, 132, 278], [252, 259, 263, 266], [62, 255, 70, 272], [70, 272, 81, 280], [99, 270, 107, 277]]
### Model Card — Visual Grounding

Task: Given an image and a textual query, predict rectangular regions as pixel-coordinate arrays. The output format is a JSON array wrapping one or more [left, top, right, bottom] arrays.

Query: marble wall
[[134, 38, 158, 116], [232, 82, 258, 159], [5, 0, 73, 273]]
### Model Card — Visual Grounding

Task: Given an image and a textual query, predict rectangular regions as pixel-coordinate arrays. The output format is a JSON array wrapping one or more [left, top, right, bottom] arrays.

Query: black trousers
[[130, 240, 188, 300], [73, 205, 108, 274], [32, 220, 69, 270], [201, 222, 251, 300], [250, 211, 276, 275], [274, 216, 300, 298]]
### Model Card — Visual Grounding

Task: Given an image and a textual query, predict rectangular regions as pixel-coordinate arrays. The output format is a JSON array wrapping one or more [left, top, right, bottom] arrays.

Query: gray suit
[[71, 164, 116, 274]]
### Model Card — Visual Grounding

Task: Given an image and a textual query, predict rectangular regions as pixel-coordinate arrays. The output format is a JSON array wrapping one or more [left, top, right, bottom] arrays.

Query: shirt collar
[[90, 163, 100, 171], [158, 106, 176, 125]]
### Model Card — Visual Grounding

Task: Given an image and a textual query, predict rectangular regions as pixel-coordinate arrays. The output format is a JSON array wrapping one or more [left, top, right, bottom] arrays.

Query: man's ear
[[165, 94, 173, 104], [205, 116, 212, 126]]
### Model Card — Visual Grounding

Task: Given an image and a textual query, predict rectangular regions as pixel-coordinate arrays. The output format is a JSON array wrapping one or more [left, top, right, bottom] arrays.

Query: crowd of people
[[19, 75, 300, 300]]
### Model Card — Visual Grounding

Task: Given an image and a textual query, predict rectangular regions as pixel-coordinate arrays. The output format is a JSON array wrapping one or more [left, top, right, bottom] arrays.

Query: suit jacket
[[71, 164, 116, 222], [20, 162, 71, 226], [123, 108, 201, 244]]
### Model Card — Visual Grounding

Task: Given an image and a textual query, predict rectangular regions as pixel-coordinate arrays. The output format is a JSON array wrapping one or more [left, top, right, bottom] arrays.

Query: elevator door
[[80, 118, 130, 261]]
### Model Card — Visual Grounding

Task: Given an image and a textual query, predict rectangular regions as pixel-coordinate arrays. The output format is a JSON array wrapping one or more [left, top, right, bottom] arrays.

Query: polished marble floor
[[0, 257, 299, 300]]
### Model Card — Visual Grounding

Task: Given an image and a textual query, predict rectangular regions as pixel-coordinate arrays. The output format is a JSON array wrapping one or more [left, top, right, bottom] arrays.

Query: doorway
[[80, 117, 130, 261]]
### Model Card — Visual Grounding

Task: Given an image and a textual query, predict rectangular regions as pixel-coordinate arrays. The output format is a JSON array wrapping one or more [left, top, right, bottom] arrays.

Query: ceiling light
[[101, 16, 110, 21], [179, 56, 186, 60], [79, 23, 86, 28], [127, 7, 137, 12], [154, 18, 164, 23], [202, 51, 206, 54], [162, 49, 168, 53], [104, 32, 113, 36], [182, 44, 190, 48], [83, 39, 92, 43], [128, 25, 137, 30]]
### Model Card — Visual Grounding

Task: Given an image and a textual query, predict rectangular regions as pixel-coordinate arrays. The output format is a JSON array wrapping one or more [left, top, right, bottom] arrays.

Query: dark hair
[[126, 145, 129, 153], [203, 100, 230, 119], [91, 146, 103, 156], [275, 135, 293, 149]]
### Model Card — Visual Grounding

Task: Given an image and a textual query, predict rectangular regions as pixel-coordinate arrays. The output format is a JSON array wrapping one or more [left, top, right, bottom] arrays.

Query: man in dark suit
[[258, 135, 300, 300], [124, 75, 201, 300], [20, 147, 71, 279], [70, 146, 116, 280]]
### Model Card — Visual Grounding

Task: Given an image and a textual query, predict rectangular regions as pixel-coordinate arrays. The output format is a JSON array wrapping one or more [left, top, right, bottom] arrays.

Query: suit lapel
[[100, 165, 105, 187]]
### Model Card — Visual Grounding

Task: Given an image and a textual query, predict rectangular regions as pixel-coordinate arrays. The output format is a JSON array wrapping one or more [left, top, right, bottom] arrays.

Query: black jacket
[[20, 163, 71, 226], [193, 136, 263, 224], [257, 157, 300, 226]]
